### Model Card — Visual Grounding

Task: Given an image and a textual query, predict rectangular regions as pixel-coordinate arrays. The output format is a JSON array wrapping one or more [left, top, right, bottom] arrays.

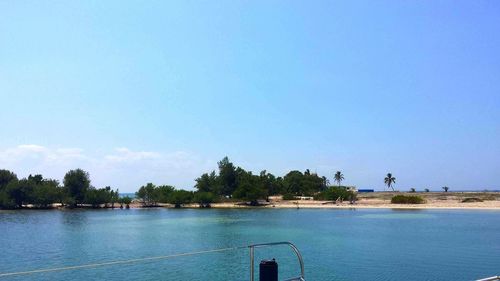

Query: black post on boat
[[259, 259, 278, 281]]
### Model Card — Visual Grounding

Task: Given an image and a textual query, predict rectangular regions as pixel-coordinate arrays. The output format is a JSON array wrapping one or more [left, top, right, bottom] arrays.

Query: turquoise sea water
[[0, 208, 499, 281]]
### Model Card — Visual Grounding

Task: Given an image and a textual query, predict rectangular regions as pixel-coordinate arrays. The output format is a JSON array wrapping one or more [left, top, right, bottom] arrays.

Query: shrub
[[168, 190, 193, 208], [136, 183, 157, 206], [120, 196, 132, 209], [233, 183, 267, 206], [121, 196, 132, 204], [193, 192, 216, 208], [155, 185, 175, 203], [391, 195, 425, 204], [84, 188, 108, 208], [314, 186, 357, 202]]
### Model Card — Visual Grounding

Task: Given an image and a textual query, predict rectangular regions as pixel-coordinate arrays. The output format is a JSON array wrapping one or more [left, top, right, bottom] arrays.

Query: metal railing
[[248, 241, 305, 281], [0, 241, 306, 281]]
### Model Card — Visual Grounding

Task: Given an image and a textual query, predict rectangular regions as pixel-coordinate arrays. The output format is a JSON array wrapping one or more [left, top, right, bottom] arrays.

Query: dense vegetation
[[194, 157, 329, 205], [3, 156, 460, 210], [135, 183, 198, 208], [391, 195, 425, 204], [0, 169, 122, 209], [0, 157, 339, 209], [314, 186, 357, 202], [134, 157, 333, 207]]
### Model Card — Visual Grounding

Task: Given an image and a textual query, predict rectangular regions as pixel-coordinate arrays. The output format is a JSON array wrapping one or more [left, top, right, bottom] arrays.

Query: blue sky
[[1, 1, 499, 192]]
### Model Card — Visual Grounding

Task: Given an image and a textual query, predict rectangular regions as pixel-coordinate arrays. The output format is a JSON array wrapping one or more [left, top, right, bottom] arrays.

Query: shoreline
[[2, 192, 499, 211], [2, 204, 499, 211], [198, 202, 500, 210], [200, 192, 500, 210]]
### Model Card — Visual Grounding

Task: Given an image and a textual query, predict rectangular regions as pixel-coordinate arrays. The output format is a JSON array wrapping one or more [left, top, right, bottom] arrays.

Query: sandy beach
[[129, 192, 500, 210]]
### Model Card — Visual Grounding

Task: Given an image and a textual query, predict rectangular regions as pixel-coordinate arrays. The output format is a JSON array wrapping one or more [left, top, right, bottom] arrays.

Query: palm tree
[[442, 186, 449, 192], [334, 171, 344, 186], [384, 173, 396, 191]]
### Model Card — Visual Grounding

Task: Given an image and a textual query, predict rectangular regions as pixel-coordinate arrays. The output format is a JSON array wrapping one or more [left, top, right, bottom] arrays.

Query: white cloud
[[104, 147, 161, 162], [0, 144, 87, 165], [0, 145, 213, 192], [17, 144, 47, 152]]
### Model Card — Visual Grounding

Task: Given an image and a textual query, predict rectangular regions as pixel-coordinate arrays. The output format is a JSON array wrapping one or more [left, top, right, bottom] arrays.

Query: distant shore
[[139, 191, 500, 210], [195, 195, 500, 210], [2, 192, 499, 211]]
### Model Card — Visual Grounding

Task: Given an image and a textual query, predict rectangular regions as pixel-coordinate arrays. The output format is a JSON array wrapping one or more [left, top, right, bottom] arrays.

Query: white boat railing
[[248, 241, 305, 281], [0, 241, 306, 281]]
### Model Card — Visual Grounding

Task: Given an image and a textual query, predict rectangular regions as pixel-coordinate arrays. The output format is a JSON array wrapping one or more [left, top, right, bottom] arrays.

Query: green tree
[[442, 186, 449, 192], [5, 179, 35, 208], [110, 188, 119, 208], [322, 176, 330, 187], [259, 170, 280, 201], [409, 188, 416, 193], [218, 157, 237, 197], [28, 174, 43, 184], [283, 170, 303, 195], [168, 190, 193, 208], [233, 183, 267, 206], [282, 170, 327, 196], [193, 192, 216, 208], [0, 170, 18, 209], [195, 171, 219, 194], [302, 170, 327, 195], [0, 169, 17, 190], [334, 171, 344, 186], [424, 188, 430, 192], [83, 188, 100, 208], [384, 173, 396, 191], [314, 186, 357, 202], [233, 171, 267, 206], [84, 186, 114, 208], [63, 169, 91, 207], [195, 157, 332, 200], [120, 196, 132, 209], [31, 179, 62, 208], [101, 186, 113, 207], [155, 185, 175, 203], [0, 191, 15, 209], [136, 183, 157, 206]]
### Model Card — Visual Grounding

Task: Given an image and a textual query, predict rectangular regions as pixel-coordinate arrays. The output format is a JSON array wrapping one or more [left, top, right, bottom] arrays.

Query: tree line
[[193, 157, 333, 205], [134, 183, 201, 208], [133, 156, 340, 207], [0, 169, 131, 209], [1, 156, 360, 209]]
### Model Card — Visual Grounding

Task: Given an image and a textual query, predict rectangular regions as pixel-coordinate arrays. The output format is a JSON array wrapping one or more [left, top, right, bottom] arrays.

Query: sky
[[0, 1, 499, 192]]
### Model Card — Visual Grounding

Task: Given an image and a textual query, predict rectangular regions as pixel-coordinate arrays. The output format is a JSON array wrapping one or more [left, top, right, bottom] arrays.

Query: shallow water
[[0, 208, 499, 281]]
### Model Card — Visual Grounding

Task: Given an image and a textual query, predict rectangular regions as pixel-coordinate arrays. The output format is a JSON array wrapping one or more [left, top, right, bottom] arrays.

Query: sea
[[0, 208, 499, 281]]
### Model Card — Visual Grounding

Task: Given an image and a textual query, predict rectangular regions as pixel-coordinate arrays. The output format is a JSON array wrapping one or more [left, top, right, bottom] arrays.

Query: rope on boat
[[0, 245, 249, 278]]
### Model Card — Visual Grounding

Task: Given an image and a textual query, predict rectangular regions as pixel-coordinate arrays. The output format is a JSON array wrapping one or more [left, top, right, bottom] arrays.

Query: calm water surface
[[0, 208, 499, 281]]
